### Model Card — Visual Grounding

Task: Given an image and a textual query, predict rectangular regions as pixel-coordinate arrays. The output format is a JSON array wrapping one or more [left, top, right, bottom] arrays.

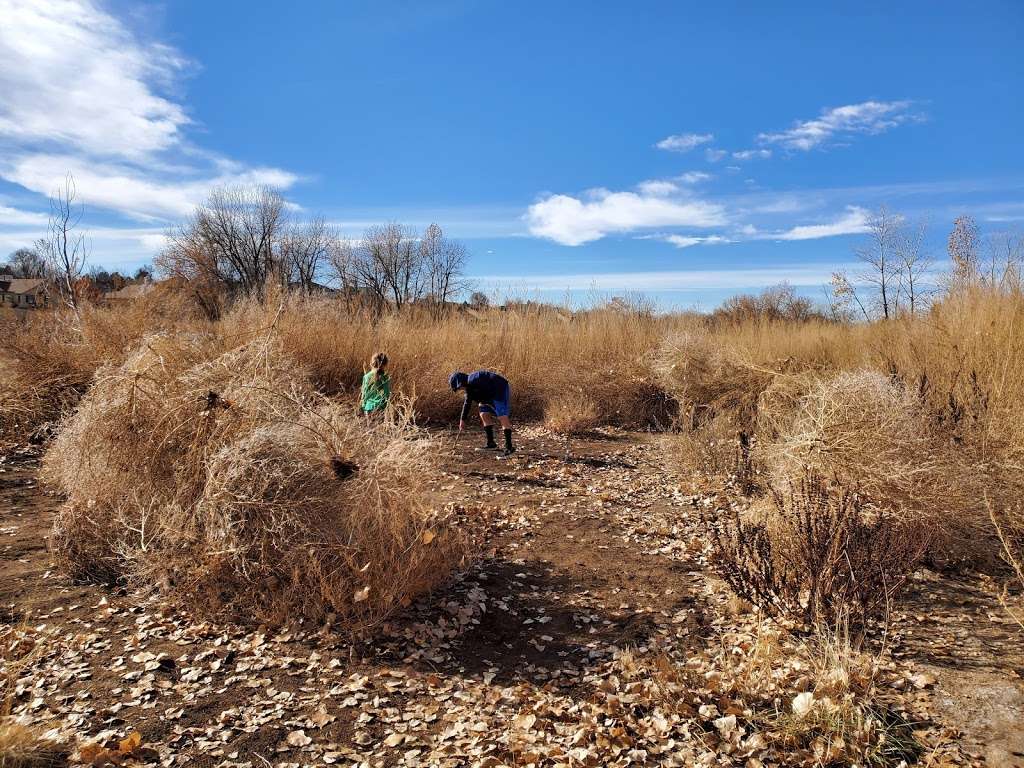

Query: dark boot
[[502, 428, 515, 456], [479, 425, 498, 450]]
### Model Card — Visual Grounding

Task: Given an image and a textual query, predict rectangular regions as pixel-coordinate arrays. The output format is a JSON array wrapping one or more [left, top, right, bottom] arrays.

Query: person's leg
[[479, 406, 498, 448], [495, 385, 514, 455]]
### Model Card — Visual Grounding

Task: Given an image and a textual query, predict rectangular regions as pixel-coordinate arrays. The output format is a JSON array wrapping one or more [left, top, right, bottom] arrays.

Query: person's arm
[[459, 392, 472, 427], [382, 374, 391, 402], [360, 372, 369, 407]]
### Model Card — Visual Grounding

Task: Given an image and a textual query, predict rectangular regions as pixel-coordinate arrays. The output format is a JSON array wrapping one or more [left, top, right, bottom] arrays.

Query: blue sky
[[1, 0, 1022, 308]]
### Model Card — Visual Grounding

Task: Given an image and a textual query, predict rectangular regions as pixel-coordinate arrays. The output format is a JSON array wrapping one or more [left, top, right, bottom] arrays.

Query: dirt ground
[[2, 428, 1023, 766]]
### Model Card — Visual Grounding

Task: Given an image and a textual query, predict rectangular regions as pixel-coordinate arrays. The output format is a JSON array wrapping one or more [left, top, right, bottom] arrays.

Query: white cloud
[[0, 0, 189, 161], [0, 204, 47, 226], [475, 265, 843, 292], [733, 149, 771, 160], [0, 0, 297, 221], [636, 180, 679, 197], [2, 153, 298, 220], [705, 148, 728, 162], [661, 234, 730, 249], [772, 206, 871, 240], [758, 101, 921, 151], [526, 188, 727, 246], [676, 171, 712, 184], [655, 132, 713, 153]]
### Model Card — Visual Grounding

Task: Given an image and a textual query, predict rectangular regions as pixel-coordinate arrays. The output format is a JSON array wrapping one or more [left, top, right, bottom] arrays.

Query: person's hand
[[458, 420, 465, 432]]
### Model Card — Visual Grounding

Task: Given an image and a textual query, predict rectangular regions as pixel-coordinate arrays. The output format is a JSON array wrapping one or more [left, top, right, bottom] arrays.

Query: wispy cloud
[[655, 132, 713, 153], [758, 100, 922, 151], [705, 148, 728, 163], [770, 206, 871, 240], [0, 0, 298, 221], [475, 265, 844, 292], [0, 204, 48, 226], [733, 149, 771, 160], [525, 187, 726, 246], [648, 234, 730, 249], [636, 179, 679, 197], [676, 171, 712, 184]]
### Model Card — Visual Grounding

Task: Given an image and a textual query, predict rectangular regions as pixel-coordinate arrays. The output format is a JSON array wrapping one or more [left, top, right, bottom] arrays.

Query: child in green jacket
[[361, 352, 391, 414]]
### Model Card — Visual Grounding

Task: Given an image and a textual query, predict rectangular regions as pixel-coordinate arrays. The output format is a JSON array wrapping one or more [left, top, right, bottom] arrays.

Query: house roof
[[0, 278, 46, 294]]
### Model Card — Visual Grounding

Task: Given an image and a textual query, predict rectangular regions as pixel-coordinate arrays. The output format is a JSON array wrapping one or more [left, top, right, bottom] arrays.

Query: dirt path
[[2, 430, 1023, 766]]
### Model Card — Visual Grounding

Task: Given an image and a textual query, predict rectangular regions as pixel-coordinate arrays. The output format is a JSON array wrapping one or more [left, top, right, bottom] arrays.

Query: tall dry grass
[[0, 284, 208, 451], [1, 290, 686, 450], [223, 294, 685, 427]]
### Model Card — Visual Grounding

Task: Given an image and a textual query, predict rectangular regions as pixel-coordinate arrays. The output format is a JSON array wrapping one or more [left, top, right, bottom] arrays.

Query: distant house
[[0, 278, 50, 310]]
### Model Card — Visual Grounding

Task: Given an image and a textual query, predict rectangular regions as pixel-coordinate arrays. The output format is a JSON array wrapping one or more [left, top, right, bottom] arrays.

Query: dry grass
[[543, 392, 600, 435], [225, 294, 683, 428], [0, 722, 66, 768], [42, 331, 469, 629], [663, 288, 1024, 572], [0, 284, 208, 451]]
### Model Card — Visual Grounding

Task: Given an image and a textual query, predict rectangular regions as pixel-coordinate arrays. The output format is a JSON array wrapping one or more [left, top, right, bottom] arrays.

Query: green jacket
[[361, 370, 391, 412]]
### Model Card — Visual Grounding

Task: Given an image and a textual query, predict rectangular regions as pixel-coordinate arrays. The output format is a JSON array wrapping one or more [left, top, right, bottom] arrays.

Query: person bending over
[[448, 370, 515, 457]]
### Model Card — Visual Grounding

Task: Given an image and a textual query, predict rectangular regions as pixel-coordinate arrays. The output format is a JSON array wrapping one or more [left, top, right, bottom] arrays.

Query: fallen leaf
[[286, 729, 312, 747]]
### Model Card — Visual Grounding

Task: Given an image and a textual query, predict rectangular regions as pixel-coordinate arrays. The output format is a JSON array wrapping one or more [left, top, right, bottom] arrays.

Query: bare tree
[[4, 247, 48, 279], [982, 229, 1023, 291], [419, 223, 468, 318], [281, 216, 336, 293], [948, 215, 980, 287], [36, 174, 89, 312], [352, 223, 423, 312], [830, 271, 870, 322], [158, 184, 347, 315], [158, 185, 286, 298], [895, 217, 934, 316], [854, 206, 901, 319]]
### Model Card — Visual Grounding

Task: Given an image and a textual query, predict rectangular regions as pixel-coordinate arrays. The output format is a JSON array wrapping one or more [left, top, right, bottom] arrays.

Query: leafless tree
[[4, 247, 48, 279], [348, 222, 471, 316], [281, 216, 336, 293], [895, 217, 934, 316], [948, 215, 980, 287], [158, 185, 285, 297], [830, 271, 871, 322], [36, 174, 89, 313], [854, 206, 901, 319], [982, 229, 1023, 290], [158, 185, 349, 316], [352, 223, 422, 312], [419, 223, 468, 318]]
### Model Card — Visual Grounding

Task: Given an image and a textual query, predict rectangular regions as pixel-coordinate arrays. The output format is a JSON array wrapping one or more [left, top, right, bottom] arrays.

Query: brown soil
[[2, 430, 1023, 766]]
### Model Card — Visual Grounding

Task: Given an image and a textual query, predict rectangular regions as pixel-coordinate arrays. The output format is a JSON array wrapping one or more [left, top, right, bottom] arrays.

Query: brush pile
[[43, 333, 468, 629]]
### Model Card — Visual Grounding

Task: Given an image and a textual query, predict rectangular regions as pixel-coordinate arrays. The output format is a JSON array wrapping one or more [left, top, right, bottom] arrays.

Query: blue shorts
[[478, 384, 511, 418]]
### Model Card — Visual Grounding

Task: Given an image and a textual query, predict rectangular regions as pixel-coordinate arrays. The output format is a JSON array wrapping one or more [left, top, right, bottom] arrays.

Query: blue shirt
[[460, 370, 509, 421]]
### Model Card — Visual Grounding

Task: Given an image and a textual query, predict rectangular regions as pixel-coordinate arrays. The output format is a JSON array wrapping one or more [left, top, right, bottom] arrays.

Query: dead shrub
[[43, 333, 469, 630], [702, 469, 928, 632], [656, 332, 773, 430], [989, 500, 1024, 630], [761, 370, 1021, 567]]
